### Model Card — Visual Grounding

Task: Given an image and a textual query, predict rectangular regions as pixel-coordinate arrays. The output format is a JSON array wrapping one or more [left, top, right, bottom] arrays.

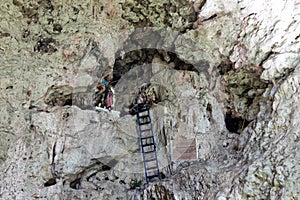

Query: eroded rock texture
[[0, 0, 299, 199]]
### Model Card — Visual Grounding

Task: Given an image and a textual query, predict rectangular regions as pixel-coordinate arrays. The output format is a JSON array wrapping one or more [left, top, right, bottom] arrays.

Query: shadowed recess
[[112, 48, 198, 86]]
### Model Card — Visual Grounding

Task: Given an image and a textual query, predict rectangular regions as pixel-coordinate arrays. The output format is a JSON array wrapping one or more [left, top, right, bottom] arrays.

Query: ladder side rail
[[136, 103, 150, 184], [147, 108, 161, 180]]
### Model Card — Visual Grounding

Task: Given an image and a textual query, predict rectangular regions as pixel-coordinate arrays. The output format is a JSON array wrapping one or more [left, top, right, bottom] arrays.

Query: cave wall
[[0, 0, 299, 199]]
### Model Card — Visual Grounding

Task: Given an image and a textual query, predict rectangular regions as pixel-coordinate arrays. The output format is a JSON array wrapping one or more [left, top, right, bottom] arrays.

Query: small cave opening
[[44, 178, 57, 187], [219, 59, 271, 132], [63, 98, 73, 106], [225, 112, 250, 134]]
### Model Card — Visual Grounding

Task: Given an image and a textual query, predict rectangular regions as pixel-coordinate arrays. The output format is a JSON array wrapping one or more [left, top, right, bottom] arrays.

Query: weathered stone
[[0, 0, 299, 199]]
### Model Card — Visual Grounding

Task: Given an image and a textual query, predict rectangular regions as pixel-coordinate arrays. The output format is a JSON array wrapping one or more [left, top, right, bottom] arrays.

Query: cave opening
[[109, 48, 198, 115], [112, 48, 198, 86], [225, 112, 250, 134], [219, 59, 271, 133]]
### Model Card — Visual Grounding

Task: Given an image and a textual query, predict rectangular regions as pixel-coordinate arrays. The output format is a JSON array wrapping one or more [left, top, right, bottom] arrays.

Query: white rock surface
[[0, 0, 299, 199]]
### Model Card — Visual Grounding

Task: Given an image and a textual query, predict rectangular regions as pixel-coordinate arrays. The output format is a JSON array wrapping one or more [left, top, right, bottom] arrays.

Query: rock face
[[0, 0, 299, 199]]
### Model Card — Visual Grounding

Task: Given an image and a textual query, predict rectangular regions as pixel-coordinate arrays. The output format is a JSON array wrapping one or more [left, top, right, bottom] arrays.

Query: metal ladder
[[136, 101, 160, 184]]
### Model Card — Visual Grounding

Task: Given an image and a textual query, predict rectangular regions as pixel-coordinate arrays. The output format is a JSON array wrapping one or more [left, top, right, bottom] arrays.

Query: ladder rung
[[140, 121, 151, 125], [140, 128, 152, 132], [146, 166, 158, 171], [147, 174, 159, 180], [138, 115, 149, 119], [144, 158, 156, 162], [144, 150, 156, 154], [138, 108, 149, 112], [141, 136, 153, 140], [142, 143, 154, 147]]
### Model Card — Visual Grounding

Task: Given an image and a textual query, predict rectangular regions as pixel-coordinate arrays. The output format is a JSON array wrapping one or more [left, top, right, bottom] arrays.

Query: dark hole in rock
[[46, 94, 72, 106], [119, 180, 126, 184], [217, 59, 234, 75], [63, 99, 72, 106], [53, 23, 62, 33], [206, 103, 212, 121], [225, 112, 250, 133], [246, 97, 254, 107], [70, 178, 81, 189], [44, 178, 57, 187], [6, 86, 13, 90], [160, 172, 166, 179], [102, 165, 111, 171]]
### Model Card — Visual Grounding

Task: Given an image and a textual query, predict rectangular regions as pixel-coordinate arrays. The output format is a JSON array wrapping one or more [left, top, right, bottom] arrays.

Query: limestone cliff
[[0, 0, 299, 199]]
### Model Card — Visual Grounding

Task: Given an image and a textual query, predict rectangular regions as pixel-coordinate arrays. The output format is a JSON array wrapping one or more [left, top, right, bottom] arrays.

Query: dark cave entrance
[[112, 48, 198, 86], [111, 48, 198, 116], [225, 112, 250, 134]]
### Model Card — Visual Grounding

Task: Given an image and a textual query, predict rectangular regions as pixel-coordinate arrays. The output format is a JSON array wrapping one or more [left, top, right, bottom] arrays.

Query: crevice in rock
[[51, 141, 56, 165], [206, 103, 212, 122], [202, 14, 218, 22], [193, 0, 207, 13], [258, 51, 277, 66], [86, 172, 97, 182], [70, 178, 82, 189]]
